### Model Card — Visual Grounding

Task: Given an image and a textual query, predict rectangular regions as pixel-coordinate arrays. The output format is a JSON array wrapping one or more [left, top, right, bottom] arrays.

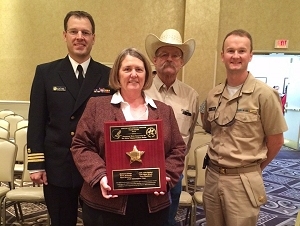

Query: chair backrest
[[0, 138, 17, 185], [194, 144, 208, 192], [0, 109, 15, 119], [0, 118, 10, 131], [0, 126, 9, 140], [182, 155, 189, 190], [21, 144, 32, 184], [4, 114, 24, 139], [194, 124, 206, 134], [188, 133, 211, 168], [295, 210, 300, 226], [16, 119, 29, 130], [14, 126, 28, 162]]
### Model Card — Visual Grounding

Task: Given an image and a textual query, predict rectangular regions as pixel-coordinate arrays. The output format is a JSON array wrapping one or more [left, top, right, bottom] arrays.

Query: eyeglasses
[[156, 52, 182, 60], [66, 29, 93, 37], [213, 83, 244, 127]]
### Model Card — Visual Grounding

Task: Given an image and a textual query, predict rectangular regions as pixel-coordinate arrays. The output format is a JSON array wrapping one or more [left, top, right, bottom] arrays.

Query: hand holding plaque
[[105, 119, 166, 195]]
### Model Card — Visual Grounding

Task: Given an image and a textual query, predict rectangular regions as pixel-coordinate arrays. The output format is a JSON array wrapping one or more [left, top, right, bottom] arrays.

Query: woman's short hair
[[109, 48, 153, 90]]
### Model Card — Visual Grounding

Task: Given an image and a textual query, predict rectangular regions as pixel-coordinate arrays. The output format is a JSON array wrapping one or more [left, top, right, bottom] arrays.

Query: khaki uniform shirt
[[205, 73, 288, 167], [145, 75, 199, 153]]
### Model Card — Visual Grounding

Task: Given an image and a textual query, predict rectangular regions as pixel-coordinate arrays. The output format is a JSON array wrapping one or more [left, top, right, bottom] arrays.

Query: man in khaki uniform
[[203, 29, 287, 226]]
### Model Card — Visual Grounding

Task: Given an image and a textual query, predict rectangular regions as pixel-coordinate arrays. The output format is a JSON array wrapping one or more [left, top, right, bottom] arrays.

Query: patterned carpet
[[2, 146, 300, 226], [176, 146, 300, 226]]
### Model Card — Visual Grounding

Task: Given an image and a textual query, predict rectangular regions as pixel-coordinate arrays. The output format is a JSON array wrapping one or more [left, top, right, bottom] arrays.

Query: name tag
[[94, 88, 111, 93], [53, 86, 66, 92], [237, 109, 258, 113]]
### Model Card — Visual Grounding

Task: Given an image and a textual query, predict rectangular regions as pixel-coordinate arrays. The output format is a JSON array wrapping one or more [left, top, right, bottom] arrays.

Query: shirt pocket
[[231, 112, 261, 138], [207, 111, 219, 131], [175, 113, 192, 136], [207, 111, 216, 123]]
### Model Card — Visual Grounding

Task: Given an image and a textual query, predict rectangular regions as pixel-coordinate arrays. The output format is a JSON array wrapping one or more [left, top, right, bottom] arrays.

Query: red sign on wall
[[274, 39, 289, 49]]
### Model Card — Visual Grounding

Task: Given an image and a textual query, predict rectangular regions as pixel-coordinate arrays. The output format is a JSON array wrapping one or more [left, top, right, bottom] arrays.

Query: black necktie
[[77, 65, 84, 87]]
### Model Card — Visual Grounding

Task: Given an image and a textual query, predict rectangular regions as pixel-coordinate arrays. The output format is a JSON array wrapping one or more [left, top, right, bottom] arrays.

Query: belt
[[208, 161, 260, 175]]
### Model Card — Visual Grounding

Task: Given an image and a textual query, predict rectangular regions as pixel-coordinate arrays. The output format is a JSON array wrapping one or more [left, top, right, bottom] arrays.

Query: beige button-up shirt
[[145, 75, 199, 154]]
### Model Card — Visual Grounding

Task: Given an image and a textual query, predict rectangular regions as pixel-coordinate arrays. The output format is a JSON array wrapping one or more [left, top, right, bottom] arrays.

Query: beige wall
[[216, 0, 300, 85], [1, 0, 300, 103], [0, 0, 185, 100], [183, 0, 221, 101]]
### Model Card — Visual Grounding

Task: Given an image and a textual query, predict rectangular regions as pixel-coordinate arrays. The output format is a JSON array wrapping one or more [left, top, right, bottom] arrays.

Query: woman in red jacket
[[71, 48, 186, 226]]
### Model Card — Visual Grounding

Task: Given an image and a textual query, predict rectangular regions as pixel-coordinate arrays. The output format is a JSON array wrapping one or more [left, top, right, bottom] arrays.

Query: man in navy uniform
[[27, 11, 112, 225]]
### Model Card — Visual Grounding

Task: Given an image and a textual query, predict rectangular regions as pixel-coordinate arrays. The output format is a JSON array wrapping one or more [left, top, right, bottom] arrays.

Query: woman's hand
[[100, 176, 118, 199], [154, 176, 170, 196]]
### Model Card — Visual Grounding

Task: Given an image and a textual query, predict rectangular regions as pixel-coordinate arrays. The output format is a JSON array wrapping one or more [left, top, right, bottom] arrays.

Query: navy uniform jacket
[[27, 56, 112, 188]]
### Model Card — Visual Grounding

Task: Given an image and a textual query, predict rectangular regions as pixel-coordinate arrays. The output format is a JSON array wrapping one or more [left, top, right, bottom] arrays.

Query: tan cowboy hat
[[145, 29, 195, 65]]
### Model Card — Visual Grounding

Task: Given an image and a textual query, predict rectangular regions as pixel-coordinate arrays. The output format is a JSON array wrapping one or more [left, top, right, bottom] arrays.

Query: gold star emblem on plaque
[[126, 145, 145, 164]]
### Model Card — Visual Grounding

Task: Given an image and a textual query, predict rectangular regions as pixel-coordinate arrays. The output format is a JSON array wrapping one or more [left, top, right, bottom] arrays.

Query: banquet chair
[[16, 119, 29, 130], [192, 144, 208, 225], [179, 155, 195, 226], [0, 110, 14, 119], [13, 127, 28, 178], [3, 144, 49, 226], [295, 210, 300, 226], [0, 126, 9, 140], [0, 118, 10, 131], [193, 123, 207, 135], [186, 133, 211, 183], [0, 138, 18, 225], [4, 114, 24, 140]]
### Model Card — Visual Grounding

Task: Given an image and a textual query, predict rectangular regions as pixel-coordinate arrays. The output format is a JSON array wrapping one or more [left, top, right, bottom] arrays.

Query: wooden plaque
[[104, 119, 166, 195]]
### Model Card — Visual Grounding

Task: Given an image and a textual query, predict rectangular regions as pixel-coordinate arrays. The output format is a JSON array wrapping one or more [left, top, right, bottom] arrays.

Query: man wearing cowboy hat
[[145, 29, 200, 226]]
